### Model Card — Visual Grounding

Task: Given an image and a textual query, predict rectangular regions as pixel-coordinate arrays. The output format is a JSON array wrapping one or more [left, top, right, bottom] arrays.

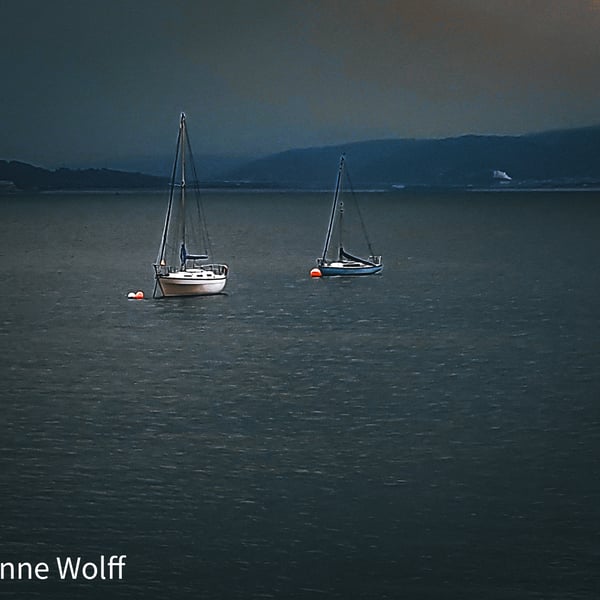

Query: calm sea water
[[1, 190, 599, 599]]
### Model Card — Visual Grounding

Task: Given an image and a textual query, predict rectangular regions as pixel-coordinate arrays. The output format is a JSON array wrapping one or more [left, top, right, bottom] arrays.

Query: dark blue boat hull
[[318, 262, 383, 276]]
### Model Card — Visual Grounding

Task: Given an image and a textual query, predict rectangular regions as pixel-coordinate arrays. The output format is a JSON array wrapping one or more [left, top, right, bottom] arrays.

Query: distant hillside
[[0, 160, 166, 191], [222, 125, 600, 189], [97, 153, 252, 179], [4, 125, 600, 191]]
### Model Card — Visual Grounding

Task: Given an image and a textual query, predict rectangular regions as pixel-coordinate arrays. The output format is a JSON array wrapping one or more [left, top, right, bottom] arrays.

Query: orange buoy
[[310, 268, 322, 278], [134, 290, 145, 299]]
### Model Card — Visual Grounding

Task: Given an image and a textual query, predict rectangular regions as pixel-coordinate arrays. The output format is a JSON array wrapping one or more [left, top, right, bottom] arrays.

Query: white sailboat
[[153, 113, 228, 297]]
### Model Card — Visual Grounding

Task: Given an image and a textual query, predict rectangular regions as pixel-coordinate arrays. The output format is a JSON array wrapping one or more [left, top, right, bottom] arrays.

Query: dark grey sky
[[2, 0, 600, 167]]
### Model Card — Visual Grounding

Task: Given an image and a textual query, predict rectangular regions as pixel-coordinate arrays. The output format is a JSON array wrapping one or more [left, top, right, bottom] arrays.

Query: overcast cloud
[[2, 0, 600, 167]]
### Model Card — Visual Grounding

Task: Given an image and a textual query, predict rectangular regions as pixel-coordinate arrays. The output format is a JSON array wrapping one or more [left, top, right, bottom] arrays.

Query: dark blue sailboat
[[314, 154, 382, 277]]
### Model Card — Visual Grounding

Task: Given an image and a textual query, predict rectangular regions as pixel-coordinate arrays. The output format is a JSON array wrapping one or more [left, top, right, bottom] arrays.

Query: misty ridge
[[2, 125, 600, 192]]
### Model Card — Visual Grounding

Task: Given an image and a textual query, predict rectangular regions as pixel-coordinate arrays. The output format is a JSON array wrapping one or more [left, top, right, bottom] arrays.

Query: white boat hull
[[156, 267, 227, 297]]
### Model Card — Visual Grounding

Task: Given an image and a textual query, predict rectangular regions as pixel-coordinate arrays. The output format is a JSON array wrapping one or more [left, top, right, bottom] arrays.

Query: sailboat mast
[[321, 153, 345, 261], [180, 113, 186, 248]]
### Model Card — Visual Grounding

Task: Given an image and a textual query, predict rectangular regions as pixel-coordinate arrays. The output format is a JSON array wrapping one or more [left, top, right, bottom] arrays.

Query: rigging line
[[345, 166, 376, 257], [322, 154, 345, 260], [157, 119, 183, 265], [185, 128, 213, 257]]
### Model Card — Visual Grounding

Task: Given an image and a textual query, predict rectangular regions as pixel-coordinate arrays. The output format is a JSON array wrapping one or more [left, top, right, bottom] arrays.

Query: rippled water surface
[[1, 191, 599, 599]]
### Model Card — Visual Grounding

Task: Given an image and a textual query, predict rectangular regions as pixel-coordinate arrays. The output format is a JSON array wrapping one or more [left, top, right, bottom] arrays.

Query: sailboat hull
[[318, 262, 383, 276], [156, 266, 228, 296]]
